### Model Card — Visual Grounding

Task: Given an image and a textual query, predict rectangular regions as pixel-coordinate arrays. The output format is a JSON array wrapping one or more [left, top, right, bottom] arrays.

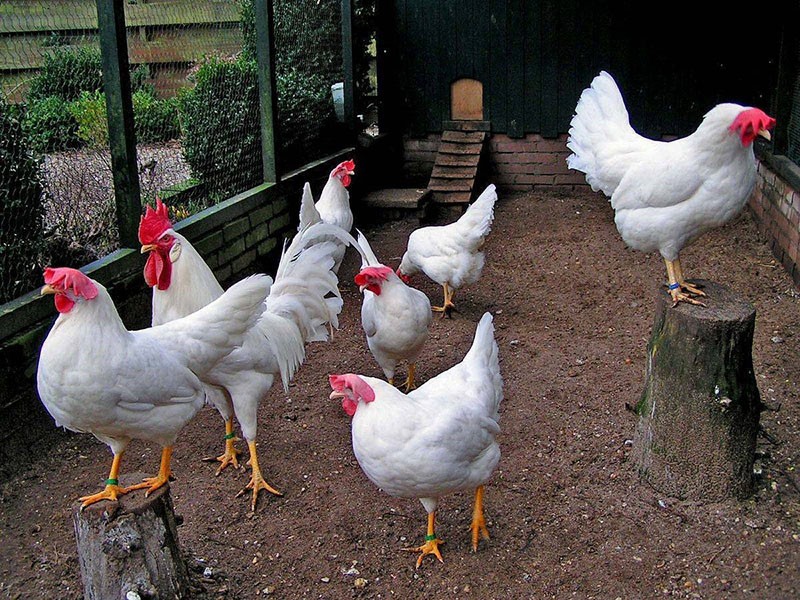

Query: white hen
[[36, 267, 269, 509], [329, 312, 502, 568], [140, 198, 352, 509], [354, 230, 432, 391], [307, 159, 355, 273], [397, 184, 497, 317], [567, 70, 775, 305]]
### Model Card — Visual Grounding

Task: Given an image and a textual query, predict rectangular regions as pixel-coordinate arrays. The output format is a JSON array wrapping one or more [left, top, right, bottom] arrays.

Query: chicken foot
[[405, 512, 444, 568], [432, 283, 457, 318], [203, 418, 242, 475], [469, 485, 491, 551], [126, 446, 174, 497], [79, 452, 129, 510], [665, 258, 706, 307], [236, 440, 282, 511], [403, 363, 417, 392]]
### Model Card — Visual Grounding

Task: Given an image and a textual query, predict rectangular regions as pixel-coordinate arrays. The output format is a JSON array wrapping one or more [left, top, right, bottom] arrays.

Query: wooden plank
[[539, 0, 559, 138], [431, 165, 477, 179], [436, 153, 480, 167], [438, 141, 482, 155], [441, 119, 491, 131], [0, 0, 240, 34], [522, 0, 541, 133], [432, 191, 472, 204], [428, 179, 472, 192], [0, 27, 242, 71], [441, 130, 486, 143]]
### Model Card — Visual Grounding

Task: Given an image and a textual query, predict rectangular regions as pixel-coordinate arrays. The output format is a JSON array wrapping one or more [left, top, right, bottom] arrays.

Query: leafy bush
[[0, 97, 46, 303], [69, 89, 180, 148], [22, 96, 81, 154], [276, 67, 336, 164], [28, 46, 104, 103], [177, 56, 262, 200]]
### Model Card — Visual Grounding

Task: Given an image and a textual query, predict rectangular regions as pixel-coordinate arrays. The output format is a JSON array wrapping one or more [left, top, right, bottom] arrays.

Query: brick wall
[[749, 161, 800, 288], [401, 133, 588, 192]]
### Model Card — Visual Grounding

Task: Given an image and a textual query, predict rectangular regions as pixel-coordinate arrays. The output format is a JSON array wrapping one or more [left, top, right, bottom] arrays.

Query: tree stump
[[632, 280, 762, 501], [73, 475, 190, 600]]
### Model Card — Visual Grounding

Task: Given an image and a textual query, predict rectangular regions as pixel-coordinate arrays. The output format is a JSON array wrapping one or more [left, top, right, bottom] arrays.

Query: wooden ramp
[[359, 187, 432, 223], [428, 120, 490, 205]]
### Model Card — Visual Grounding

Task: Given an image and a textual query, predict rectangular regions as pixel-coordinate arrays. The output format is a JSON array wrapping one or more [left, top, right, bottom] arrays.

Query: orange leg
[[665, 258, 706, 307], [236, 440, 282, 511], [469, 485, 490, 551], [126, 446, 173, 497], [79, 452, 127, 510], [204, 418, 242, 475], [405, 512, 444, 568]]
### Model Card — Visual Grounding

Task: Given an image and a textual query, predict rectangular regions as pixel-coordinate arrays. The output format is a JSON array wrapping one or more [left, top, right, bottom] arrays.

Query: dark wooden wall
[[378, 0, 784, 140]]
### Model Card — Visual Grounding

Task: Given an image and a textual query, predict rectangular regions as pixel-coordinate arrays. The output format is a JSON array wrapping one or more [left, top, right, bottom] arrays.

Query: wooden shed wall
[[379, 0, 782, 139]]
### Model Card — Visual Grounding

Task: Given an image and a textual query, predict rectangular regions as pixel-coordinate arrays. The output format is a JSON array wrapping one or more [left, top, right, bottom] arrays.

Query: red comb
[[329, 373, 375, 402], [354, 266, 393, 287], [43, 267, 98, 300], [729, 108, 775, 146], [138, 198, 173, 245], [330, 160, 356, 187]]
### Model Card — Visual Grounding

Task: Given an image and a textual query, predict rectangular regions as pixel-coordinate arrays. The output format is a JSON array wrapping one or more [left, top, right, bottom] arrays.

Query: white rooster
[[566, 70, 775, 306], [306, 159, 355, 273], [329, 312, 503, 568], [36, 267, 269, 509], [397, 184, 497, 317], [354, 230, 432, 391], [139, 198, 351, 510]]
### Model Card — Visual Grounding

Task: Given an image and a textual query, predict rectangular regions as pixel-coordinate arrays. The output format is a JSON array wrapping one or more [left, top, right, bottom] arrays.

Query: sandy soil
[[1, 189, 798, 599]]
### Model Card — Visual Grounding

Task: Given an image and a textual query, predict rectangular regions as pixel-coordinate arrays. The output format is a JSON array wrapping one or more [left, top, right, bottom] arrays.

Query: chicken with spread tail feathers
[[36, 267, 270, 509], [329, 312, 502, 568], [302, 159, 355, 274], [566, 70, 775, 306], [139, 198, 354, 510], [353, 230, 432, 391], [397, 184, 497, 317]]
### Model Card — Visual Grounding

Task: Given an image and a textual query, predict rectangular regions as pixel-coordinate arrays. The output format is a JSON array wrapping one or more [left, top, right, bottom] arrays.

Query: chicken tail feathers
[[464, 312, 503, 418], [298, 182, 322, 231], [566, 71, 649, 197], [456, 184, 497, 242], [354, 229, 381, 268], [263, 222, 355, 390]]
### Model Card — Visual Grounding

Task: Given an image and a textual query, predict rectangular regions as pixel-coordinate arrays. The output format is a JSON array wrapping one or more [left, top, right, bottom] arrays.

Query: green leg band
[[224, 432, 235, 440], [424, 533, 437, 542], [105, 478, 119, 486]]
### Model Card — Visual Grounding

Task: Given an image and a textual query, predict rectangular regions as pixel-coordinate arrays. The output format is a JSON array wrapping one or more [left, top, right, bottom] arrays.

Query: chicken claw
[[405, 536, 444, 568], [125, 446, 174, 497], [669, 287, 707, 308], [79, 483, 126, 510], [203, 419, 242, 475], [236, 440, 282, 511]]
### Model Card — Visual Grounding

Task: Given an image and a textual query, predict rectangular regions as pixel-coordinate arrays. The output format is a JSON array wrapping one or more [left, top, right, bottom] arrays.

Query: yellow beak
[[758, 129, 772, 141], [40, 284, 56, 296], [140, 244, 156, 253]]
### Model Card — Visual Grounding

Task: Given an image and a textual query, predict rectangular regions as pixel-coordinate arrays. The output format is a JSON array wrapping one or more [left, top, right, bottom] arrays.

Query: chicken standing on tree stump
[[566, 70, 775, 306]]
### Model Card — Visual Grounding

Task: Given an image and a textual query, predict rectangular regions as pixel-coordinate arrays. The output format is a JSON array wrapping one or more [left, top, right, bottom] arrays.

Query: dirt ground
[[1, 189, 799, 599]]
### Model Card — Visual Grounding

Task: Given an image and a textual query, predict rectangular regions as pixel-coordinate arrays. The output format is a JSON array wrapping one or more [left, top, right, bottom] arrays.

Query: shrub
[[22, 96, 81, 154], [70, 89, 180, 148], [27, 46, 104, 103], [177, 56, 262, 200], [0, 97, 46, 303]]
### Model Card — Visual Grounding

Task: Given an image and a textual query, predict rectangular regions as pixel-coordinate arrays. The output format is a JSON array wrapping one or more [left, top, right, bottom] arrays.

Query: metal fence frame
[[95, 0, 356, 249]]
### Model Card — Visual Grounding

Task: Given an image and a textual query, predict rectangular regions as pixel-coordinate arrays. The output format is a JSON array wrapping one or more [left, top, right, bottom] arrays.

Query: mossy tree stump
[[632, 280, 762, 501], [73, 475, 189, 600]]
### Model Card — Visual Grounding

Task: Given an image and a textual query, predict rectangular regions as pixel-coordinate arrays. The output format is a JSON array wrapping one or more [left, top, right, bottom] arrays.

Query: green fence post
[[254, 0, 278, 183], [96, 0, 141, 248], [341, 0, 356, 135]]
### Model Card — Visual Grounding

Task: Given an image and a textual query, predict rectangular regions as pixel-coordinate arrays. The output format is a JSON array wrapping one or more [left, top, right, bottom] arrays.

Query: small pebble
[[354, 578, 368, 588]]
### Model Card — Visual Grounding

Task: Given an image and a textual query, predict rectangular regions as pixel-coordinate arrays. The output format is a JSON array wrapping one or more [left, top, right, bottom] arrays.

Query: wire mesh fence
[[1, 0, 375, 306]]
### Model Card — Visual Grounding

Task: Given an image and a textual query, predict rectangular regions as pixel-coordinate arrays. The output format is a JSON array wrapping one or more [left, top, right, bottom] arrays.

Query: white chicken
[[36, 267, 269, 509], [397, 184, 497, 317], [566, 70, 775, 305], [329, 312, 502, 568], [139, 198, 351, 510], [306, 159, 355, 273], [354, 230, 432, 391]]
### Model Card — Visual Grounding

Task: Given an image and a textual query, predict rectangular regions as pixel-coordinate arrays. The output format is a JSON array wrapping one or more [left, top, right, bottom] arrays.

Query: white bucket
[[331, 82, 345, 122]]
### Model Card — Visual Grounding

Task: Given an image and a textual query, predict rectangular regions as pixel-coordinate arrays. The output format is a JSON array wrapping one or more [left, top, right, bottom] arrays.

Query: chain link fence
[[1, 0, 375, 305]]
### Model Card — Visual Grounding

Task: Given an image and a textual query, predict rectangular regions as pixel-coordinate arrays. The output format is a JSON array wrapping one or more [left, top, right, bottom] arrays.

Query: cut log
[[632, 281, 762, 501], [73, 476, 190, 600]]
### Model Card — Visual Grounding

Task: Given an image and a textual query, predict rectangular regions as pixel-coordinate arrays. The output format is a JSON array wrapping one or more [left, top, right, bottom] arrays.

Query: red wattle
[[54, 294, 75, 313], [144, 251, 172, 290], [342, 397, 357, 417]]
